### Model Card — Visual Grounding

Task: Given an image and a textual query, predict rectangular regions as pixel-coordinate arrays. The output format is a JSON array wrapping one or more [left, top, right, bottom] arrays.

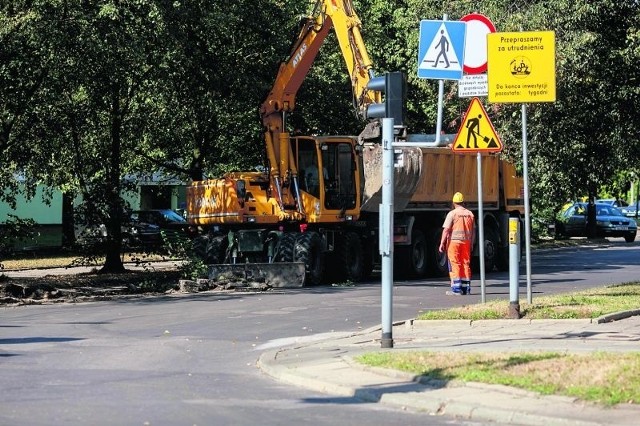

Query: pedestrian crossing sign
[[418, 20, 466, 80], [452, 97, 503, 153]]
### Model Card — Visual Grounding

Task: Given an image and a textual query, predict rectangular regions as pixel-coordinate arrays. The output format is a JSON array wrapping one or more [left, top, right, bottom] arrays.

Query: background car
[[555, 202, 637, 242], [597, 199, 638, 218], [76, 220, 162, 248], [130, 209, 197, 242]]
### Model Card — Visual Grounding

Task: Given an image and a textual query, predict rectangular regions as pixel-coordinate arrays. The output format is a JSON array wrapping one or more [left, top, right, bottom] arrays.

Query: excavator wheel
[[294, 232, 325, 286], [274, 232, 297, 262], [192, 234, 228, 264], [207, 235, 229, 264], [336, 232, 364, 283], [192, 235, 208, 260]]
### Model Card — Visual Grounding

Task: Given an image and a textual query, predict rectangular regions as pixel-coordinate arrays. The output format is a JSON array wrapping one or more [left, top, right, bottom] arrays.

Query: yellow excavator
[[187, 0, 525, 287], [187, 0, 386, 286]]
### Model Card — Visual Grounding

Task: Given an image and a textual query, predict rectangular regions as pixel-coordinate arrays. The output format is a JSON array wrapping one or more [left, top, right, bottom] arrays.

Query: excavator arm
[[260, 0, 381, 213]]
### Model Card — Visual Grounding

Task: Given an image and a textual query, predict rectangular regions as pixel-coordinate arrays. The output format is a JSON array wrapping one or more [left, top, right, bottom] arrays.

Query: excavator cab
[[292, 136, 360, 220], [320, 141, 358, 211]]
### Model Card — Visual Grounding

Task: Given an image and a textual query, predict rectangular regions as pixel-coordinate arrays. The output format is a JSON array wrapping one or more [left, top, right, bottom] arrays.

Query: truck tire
[[396, 229, 428, 279], [361, 238, 375, 280], [274, 232, 297, 262], [481, 225, 499, 273], [495, 220, 513, 272], [294, 232, 325, 286], [496, 244, 510, 271], [336, 232, 364, 283], [427, 227, 449, 277]]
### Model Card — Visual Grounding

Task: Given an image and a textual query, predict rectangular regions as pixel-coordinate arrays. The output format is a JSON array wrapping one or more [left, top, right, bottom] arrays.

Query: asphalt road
[[1, 239, 639, 425]]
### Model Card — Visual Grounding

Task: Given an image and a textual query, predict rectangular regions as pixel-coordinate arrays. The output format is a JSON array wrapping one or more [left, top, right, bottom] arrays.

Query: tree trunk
[[61, 192, 76, 248], [101, 237, 126, 273], [100, 87, 125, 274]]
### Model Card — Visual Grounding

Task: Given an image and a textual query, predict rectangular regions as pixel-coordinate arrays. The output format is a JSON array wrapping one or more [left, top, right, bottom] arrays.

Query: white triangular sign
[[419, 23, 462, 72]]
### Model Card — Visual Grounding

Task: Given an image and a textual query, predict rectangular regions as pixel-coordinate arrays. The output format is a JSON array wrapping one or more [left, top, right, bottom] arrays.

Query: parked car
[[555, 202, 637, 242], [130, 209, 197, 242], [596, 199, 638, 218], [76, 221, 162, 247]]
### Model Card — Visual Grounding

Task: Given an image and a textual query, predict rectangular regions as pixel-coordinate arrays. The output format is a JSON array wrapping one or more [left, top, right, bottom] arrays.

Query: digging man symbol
[[466, 114, 482, 149]]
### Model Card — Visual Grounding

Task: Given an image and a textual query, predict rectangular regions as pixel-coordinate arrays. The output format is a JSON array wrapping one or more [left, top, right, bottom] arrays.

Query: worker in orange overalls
[[438, 192, 476, 295]]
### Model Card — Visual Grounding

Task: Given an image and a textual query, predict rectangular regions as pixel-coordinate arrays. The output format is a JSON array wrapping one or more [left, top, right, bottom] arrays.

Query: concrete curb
[[408, 311, 640, 328], [596, 309, 640, 323]]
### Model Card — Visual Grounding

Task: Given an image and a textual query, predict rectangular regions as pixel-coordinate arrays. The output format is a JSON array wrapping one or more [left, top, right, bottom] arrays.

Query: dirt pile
[[0, 270, 182, 306]]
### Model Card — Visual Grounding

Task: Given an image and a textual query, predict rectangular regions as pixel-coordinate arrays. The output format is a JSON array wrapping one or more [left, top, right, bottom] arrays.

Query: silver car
[[597, 199, 638, 218]]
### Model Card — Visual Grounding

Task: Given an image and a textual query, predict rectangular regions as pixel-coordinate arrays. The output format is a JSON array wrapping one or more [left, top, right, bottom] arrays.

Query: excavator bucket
[[208, 262, 306, 288], [360, 144, 423, 212]]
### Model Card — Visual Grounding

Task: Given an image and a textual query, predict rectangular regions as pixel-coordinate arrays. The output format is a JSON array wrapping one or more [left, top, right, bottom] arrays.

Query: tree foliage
[[0, 0, 638, 266]]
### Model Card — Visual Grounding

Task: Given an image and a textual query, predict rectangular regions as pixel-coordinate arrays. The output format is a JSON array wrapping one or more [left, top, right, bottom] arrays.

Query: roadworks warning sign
[[452, 98, 503, 153]]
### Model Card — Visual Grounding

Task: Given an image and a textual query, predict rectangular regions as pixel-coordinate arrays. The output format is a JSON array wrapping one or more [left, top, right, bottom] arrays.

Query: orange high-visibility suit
[[440, 205, 475, 294]]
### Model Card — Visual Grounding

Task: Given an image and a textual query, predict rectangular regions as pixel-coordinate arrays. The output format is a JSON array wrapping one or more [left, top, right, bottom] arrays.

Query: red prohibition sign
[[460, 13, 496, 74]]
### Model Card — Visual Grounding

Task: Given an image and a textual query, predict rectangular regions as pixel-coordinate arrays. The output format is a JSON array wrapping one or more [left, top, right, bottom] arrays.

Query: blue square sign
[[418, 20, 466, 80]]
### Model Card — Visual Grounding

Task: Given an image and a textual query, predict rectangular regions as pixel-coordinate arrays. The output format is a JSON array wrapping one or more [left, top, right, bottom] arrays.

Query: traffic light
[[366, 71, 406, 125]]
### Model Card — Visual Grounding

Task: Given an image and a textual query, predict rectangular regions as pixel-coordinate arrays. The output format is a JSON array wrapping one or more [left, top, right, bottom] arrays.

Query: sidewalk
[[258, 314, 640, 426]]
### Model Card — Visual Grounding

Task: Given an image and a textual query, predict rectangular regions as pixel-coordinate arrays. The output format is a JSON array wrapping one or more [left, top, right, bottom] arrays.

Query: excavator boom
[[261, 0, 380, 211]]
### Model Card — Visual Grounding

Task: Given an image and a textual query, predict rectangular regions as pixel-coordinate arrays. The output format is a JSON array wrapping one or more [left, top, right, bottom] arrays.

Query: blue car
[[556, 202, 637, 242]]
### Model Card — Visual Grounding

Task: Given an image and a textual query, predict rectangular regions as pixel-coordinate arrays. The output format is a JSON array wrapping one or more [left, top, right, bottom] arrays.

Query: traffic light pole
[[380, 117, 394, 349], [366, 72, 405, 349]]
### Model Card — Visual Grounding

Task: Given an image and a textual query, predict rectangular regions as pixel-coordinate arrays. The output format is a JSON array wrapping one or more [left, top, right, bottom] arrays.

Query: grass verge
[[417, 283, 640, 320], [357, 283, 640, 406], [356, 351, 640, 406]]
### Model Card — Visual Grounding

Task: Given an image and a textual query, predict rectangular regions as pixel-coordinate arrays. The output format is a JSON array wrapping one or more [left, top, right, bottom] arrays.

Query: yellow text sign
[[487, 31, 556, 103], [452, 97, 502, 153]]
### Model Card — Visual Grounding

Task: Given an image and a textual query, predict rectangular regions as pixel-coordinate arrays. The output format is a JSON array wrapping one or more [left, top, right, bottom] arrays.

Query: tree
[[384, 0, 639, 231], [0, 2, 53, 207], [6, 1, 171, 272], [494, 1, 640, 234]]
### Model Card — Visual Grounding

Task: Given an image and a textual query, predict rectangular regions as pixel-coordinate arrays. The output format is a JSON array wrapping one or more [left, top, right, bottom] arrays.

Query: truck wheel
[[337, 232, 364, 283], [496, 244, 510, 271], [496, 222, 511, 271], [396, 229, 428, 279], [294, 232, 325, 286], [482, 226, 499, 273], [361, 238, 375, 280], [274, 232, 297, 262], [427, 228, 449, 277]]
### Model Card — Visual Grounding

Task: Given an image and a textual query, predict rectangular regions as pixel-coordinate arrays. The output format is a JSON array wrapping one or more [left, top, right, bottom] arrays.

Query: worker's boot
[[446, 280, 462, 296], [462, 280, 471, 295]]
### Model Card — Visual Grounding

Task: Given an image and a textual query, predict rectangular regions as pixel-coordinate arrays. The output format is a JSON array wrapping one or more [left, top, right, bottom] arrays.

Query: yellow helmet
[[452, 192, 464, 203]]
